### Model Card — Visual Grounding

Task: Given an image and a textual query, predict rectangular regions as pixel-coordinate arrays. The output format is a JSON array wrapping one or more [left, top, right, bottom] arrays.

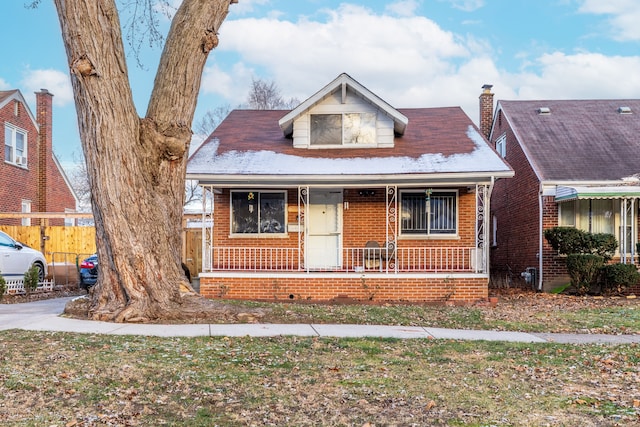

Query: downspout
[[538, 184, 544, 291]]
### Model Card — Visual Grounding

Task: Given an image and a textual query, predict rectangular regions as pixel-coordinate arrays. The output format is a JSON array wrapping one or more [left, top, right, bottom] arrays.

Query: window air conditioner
[[16, 156, 26, 166]]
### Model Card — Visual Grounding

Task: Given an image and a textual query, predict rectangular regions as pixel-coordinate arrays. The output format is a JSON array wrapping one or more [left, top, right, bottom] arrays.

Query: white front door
[[306, 190, 342, 269]]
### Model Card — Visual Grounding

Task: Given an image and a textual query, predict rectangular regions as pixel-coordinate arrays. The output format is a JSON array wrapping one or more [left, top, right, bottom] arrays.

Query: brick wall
[[200, 275, 489, 303], [0, 95, 39, 225], [490, 109, 542, 286], [0, 90, 76, 226]]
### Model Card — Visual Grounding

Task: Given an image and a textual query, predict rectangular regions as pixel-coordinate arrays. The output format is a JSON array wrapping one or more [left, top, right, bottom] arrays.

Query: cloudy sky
[[2, 0, 640, 170]]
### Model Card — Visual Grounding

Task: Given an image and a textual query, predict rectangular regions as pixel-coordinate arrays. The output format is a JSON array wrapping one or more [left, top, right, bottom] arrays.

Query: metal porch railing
[[207, 246, 481, 273]]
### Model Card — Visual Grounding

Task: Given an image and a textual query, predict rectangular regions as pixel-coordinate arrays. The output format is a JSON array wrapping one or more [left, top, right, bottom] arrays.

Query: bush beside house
[[544, 227, 640, 295]]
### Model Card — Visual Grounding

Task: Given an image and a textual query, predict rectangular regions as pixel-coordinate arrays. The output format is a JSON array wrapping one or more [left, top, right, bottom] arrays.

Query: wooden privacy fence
[[0, 225, 97, 264], [0, 213, 203, 281]]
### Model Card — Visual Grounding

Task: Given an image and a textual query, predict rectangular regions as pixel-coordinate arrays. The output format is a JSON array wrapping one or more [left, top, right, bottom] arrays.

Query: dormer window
[[310, 113, 376, 146], [279, 73, 408, 149]]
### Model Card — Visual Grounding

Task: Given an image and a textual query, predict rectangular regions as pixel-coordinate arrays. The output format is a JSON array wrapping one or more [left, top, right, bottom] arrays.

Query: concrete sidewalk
[[1, 297, 638, 345]]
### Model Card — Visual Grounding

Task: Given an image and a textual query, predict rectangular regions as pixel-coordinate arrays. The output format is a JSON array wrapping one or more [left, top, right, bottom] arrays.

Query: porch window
[[400, 190, 457, 236], [559, 199, 632, 250], [310, 113, 376, 146], [231, 191, 286, 235], [4, 124, 27, 166], [559, 200, 615, 234]]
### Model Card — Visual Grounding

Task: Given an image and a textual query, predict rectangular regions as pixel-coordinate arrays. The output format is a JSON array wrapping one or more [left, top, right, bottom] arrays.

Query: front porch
[[197, 184, 493, 303]]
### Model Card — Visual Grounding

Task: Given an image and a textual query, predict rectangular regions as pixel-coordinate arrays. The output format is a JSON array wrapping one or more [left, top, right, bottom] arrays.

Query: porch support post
[[201, 184, 214, 273], [621, 199, 627, 264], [298, 186, 309, 272], [475, 184, 489, 273], [621, 198, 635, 264], [386, 185, 397, 272], [632, 198, 637, 265]]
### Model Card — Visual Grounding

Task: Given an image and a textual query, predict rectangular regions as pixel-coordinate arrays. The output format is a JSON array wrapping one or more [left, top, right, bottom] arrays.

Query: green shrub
[[544, 227, 588, 255], [546, 227, 619, 296], [586, 233, 617, 261], [544, 227, 617, 260], [566, 254, 605, 295], [0, 271, 6, 300], [23, 266, 40, 297], [600, 263, 640, 296]]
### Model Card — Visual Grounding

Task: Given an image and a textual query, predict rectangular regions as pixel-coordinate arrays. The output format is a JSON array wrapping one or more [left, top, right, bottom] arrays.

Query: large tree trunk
[[54, 0, 232, 322]]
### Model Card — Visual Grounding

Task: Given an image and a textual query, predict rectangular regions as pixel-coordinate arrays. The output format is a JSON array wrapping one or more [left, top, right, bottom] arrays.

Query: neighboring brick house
[[1, 89, 77, 226], [482, 90, 640, 291], [187, 73, 513, 303]]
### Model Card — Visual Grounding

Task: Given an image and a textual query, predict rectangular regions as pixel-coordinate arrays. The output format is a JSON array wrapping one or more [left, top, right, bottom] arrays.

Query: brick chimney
[[479, 84, 494, 140], [36, 89, 53, 214]]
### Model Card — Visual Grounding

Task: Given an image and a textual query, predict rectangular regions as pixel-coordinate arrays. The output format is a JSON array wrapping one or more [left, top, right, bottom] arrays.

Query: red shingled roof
[[195, 106, 480, 160]]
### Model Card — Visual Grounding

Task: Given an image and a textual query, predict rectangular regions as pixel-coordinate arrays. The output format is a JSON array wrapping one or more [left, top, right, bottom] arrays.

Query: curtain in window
[[231, 191, 285, 234], [401, 193, 427, 234], [590, 200, 615, 234]]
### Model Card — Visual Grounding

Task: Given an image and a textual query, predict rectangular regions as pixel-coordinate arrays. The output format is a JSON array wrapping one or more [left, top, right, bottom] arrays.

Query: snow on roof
[[187, 125, 511, 176]]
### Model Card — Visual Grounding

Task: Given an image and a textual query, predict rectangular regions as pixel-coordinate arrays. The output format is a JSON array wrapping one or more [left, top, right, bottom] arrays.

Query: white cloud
[[199, 1, 640, 129], [20, 69, 73, 107], [200, 62, 255, 105], [578, 0, 640, 41], [385, 0, 421, 17], [443, 0, 485, 12], [0, 77, 10, 90], [214, 4, 474, 105], [228, 0, 270, 16], [510, 52, 640, 100]]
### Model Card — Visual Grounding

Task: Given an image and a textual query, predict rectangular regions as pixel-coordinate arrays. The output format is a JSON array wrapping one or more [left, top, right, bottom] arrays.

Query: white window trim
[[229, 189, 288, 238], [5, 123, 28, 167], [64, 208, 76, 227], [495, 133, 506, 158], [21, 200, 31, 226]]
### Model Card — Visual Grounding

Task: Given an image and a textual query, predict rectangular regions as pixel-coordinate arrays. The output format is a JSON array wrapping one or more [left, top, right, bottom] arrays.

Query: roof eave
[[187, 171, 514, 187]]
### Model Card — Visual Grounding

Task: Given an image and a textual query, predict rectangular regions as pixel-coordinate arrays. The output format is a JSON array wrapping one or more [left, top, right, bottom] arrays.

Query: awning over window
[[555, 185, 640, 202]]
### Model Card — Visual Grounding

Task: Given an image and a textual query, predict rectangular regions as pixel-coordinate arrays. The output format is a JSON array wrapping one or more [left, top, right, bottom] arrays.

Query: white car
[[0, 231, 47, 281]]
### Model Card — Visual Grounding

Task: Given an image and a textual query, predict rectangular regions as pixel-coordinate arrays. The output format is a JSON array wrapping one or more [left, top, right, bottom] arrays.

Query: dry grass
[[0, 332, 639, 426]]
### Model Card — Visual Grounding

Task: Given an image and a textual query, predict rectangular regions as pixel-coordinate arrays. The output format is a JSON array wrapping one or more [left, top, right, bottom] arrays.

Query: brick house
[[483, 89, 640, 291], [1, 89, 77, 226], [187, 74, 513, 303]]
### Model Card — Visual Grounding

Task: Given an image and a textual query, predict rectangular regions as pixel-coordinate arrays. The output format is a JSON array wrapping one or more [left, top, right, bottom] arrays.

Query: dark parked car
[[78, 254, 98, 289], [78, 254, 191, 289]]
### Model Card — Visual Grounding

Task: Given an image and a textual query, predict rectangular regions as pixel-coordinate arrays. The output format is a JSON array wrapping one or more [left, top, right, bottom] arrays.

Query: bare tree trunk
[[53, 0, 231, 322]]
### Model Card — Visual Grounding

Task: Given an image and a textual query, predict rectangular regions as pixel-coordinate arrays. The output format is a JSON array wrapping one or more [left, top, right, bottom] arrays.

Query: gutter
[[187, 171, 515, 187]]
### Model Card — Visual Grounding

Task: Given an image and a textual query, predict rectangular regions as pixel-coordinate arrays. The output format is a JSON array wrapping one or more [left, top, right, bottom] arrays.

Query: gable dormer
[[278, 73, 408, 149]]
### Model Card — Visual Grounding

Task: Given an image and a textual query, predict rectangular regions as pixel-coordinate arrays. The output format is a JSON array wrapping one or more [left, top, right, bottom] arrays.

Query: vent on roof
[[618, 106, 632, 114], [537, 107, 551, 115]]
